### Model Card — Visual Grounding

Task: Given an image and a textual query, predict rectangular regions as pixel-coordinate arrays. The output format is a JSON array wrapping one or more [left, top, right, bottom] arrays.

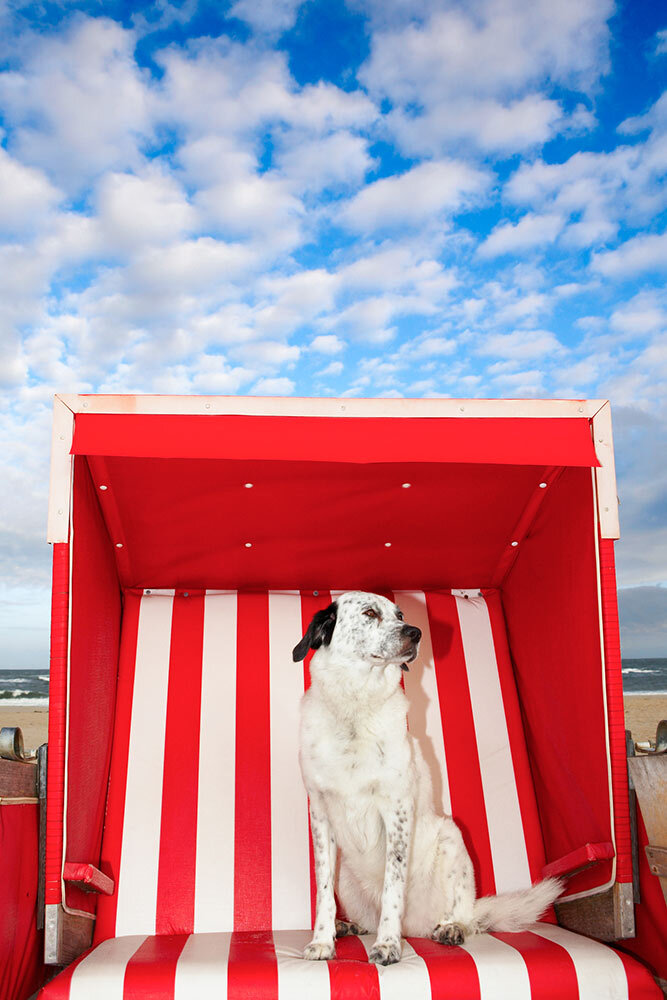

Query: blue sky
[[0, 0, 665, 663]]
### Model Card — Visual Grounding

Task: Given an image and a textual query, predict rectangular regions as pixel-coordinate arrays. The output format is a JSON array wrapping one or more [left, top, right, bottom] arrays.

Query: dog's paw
[[369, 938, 402, 966], [303, 939, 335, 961], [336, 919, 367, 937], [431, 921, 465, 946]]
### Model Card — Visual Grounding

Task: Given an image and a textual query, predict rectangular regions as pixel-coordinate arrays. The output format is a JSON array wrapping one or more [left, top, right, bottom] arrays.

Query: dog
[[293, 590, 562, 966]]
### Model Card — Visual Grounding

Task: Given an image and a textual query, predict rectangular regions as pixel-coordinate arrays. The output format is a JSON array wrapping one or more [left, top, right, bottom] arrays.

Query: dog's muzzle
[[399, 624, 421, 671]]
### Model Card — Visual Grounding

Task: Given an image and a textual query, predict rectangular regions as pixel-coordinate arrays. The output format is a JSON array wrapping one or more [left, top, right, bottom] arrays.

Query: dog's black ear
[[292, 601, 338, 662]]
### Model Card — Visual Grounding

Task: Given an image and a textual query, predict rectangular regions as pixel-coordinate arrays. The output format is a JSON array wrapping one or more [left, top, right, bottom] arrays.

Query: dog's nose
[[402, 625, 422, 643]]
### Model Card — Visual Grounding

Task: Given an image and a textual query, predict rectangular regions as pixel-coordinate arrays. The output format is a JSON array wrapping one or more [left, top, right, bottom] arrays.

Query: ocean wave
[[38, 675, 49, 682], [0, 689, 44, 699], [622, 668, 660, 674]]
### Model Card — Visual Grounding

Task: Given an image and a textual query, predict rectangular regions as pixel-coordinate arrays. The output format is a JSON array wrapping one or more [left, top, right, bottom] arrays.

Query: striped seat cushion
[[39, 926, 659, 999], [93, 588, 546, 942]]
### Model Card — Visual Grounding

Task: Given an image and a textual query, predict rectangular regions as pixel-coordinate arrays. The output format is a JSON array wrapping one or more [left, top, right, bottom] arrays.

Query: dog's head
[[292, 591, 421, 671]]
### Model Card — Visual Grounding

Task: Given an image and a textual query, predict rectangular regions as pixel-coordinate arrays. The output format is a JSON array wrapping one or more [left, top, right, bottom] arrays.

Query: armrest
[[542, 842, 615, 880], [63, 862, 115, 895]]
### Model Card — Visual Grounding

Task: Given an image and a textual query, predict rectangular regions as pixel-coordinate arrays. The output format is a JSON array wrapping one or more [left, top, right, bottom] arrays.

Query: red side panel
[[598, 538, 633, 885], [72, 414, 601, 467], [65, 458, 121, 914], [0, 803, 44, 1000], [502, 468, 614, 896], [45, 542, 70, 907]]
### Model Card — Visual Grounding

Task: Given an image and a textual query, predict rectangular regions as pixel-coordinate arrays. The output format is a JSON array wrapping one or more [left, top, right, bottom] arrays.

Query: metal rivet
[[459, 406, 465, 412], [116, 542, 123, 548], [313, 590, 319, 596], [578, 406, 583, 412], [539, 482, 547, 488], [205, 403, 211, 409], [59, 435, 65, 441], [145, 589, 152, 595], [385, 542, 392, 547], [99, 485, 108, 491], [183, 592, 189, 597], [402, 483, 411, 488], [244, 483, 254, 488], [245, 542, 252, 547], [511, 541, 519, 547], [598, 437, 603, 443], [604, 506, 609, 511]]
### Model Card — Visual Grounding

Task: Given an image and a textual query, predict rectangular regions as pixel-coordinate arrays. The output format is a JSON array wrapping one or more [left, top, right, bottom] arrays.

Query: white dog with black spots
[[293, 591, 561, 966]]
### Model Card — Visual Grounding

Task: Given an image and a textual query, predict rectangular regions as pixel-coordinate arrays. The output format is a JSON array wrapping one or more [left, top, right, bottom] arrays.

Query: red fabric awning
[[71, 413, 600, 466]]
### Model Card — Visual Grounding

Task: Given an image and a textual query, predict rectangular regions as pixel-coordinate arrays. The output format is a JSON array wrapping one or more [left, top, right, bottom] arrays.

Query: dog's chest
[[301, 707, 406, 799]]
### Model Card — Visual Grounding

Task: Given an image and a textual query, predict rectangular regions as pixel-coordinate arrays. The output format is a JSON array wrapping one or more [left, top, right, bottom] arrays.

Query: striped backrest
[[93, 589, 546, 943]]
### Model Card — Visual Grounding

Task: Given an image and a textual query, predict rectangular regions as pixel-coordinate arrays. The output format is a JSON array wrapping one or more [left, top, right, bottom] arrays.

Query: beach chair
[[1, 394, 665, 999]]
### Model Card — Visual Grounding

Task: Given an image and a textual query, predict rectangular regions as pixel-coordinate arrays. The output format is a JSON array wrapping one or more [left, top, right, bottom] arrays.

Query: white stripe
[[357, 935, 432, 999], [531, 923, 630, 1000], [174, 932, 231, 999], [194, 593, 238, 932], [116, 595, 173, 935], [273, 930, 331, 1000], [395, 591, 451, 817], [462, 932, 531, 1000], [69, 935, 146, 1000], [269, 592, 312, 929], [456, 596, 531, 892]]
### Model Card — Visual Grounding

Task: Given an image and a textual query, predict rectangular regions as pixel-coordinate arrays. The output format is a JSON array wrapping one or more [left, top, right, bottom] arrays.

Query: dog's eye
[[396, 611, 404, 621], [363, 608, 379, 619]]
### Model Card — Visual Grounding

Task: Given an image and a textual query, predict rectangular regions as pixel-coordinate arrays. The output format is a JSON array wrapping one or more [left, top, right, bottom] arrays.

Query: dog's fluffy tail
[[471, 878, 563, 934]]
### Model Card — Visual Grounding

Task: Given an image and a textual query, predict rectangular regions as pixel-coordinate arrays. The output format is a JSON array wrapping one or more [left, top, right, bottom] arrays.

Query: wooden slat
[[0, 757, 38, 799]]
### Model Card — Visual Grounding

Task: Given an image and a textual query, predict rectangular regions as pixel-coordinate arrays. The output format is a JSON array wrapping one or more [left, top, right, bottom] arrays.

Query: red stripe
[[234, 592, 272, 930], [426, 591, 495, 895], [94, 591, 141, 943], [123, 935, 188, 999], [227, 930, 278, 1000], [45, 542, 70, 906], [407, 937, 481, 999], [493, 931, 579, 999], [156, 594, 205, 934], [300, 590, 333, 927], [485, 590, 546, 885], [329, 936, 380, 1000]]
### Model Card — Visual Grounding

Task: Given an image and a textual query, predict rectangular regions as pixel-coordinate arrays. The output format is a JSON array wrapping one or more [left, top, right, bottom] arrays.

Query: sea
[[1, 659, 666, 706]]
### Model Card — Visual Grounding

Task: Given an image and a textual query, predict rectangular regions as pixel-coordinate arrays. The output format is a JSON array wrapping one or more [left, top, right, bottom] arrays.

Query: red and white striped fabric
[[40, 589, 660, 999], [41, 925, 658, 999]]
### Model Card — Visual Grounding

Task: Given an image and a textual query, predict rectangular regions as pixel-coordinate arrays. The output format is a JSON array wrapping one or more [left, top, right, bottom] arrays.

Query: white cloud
[[476, 328, 563, 360], [610, 291, 666, 336], [229, 340, 300, 368], [359, 0, 611, 155], [276, 130, 373, 193], [0, 18, 155, 191], [591, 231, 667, 278], [0, 147, 62, 234], [477, 213, 565, 258], [339, 159, 488, 233], [250, 375, 296, 395], [317, 360, 344, 377], [308, 334, 345, 354], [655, 29, 667, 57], [95, 168, 197, 252], [229, 0, 307, 34]]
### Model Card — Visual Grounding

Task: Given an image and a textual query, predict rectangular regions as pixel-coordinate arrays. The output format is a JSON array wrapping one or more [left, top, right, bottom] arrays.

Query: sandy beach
[[1, 695, 666, 755]]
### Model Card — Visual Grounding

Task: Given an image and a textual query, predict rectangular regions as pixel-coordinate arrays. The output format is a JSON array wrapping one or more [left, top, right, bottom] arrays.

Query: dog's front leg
[[369, 796, 414, 966], [303, 792, 337, 961]]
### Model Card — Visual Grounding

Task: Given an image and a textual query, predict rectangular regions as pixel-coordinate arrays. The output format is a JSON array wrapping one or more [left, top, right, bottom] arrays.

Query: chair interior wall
[[500, 467, 614, 897], [66, 457, 123, 914], [67, 458, 614, 901]]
